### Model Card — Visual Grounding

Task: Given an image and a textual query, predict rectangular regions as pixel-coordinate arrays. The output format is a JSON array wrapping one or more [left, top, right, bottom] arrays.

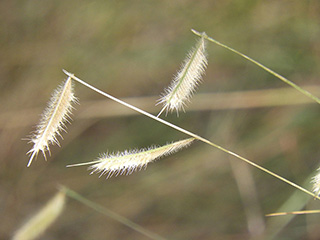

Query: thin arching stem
[[63, 69, 320, 200], [191, 29, 320, 105]]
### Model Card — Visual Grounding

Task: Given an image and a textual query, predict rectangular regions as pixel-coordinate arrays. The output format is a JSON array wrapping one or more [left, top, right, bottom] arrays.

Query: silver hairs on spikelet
[[27, 77, 77, 167], [312, 168, 320, 196], [67, 138, 195, 178], [157, 33, 208, 117]]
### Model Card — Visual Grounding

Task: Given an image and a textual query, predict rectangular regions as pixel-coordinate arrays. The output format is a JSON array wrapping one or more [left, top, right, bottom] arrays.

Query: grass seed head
[[67, 138, 195, 178], [312, 169, 320, 196], [26, 77, 77, 167], [157, 34, 208, 116]]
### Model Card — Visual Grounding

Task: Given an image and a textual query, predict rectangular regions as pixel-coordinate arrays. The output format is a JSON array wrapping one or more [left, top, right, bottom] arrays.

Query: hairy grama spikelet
[[157, 33, 208, 116], [311, 168, 320, 196], [13, 191, 66, 240], [67, 138, 195, 178], [27, 77, 77, 167]]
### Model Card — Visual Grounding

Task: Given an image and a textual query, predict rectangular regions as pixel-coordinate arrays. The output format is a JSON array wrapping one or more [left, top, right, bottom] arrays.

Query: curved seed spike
[[157, 33, 208, 116], [68, 138, 195, 178], [26, 77, 77, 167], [312, 168, 320, 196]]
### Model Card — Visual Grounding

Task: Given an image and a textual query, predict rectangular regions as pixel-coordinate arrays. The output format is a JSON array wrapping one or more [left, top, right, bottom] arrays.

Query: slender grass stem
[[191, 29, 320, 105], [59, 186, 167, 240], [63, 69, 320, 200], [156, 107, 166, 118], [266, 209, 320, 217]]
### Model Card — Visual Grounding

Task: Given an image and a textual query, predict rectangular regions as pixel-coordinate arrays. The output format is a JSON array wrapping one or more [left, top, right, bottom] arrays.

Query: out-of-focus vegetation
[[1, 0, 320, 239]]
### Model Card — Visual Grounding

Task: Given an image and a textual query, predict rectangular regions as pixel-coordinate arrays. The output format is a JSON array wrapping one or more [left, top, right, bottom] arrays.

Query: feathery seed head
[[157, 33, 208, 116], [312, 169, 320, 196], [90, 138, 195, 178], [27, 77, 77, 167], [67, 138, 195, 178]]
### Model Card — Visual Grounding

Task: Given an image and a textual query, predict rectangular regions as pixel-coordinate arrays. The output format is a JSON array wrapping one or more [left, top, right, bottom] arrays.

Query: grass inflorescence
[[157, 33, 208, 116], [23, 29, 320, 238], [26, 77, 77, 167], [67, 138, 195, 178]]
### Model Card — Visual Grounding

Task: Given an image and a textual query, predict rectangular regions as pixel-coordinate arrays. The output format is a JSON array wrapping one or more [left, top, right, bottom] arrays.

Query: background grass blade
[[13, 191, 66, 240], [60, 186, 166, 240]]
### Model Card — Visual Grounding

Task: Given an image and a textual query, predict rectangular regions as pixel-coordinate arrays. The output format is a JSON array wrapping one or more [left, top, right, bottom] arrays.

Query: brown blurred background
[[1, 0, 320, 239]]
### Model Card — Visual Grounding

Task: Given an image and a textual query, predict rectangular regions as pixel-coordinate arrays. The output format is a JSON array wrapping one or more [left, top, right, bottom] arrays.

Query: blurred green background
[[1, 0, 320, 239]]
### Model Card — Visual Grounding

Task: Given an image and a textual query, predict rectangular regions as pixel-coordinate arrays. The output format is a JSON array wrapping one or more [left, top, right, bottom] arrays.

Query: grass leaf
[[13, 191, 66, 240]]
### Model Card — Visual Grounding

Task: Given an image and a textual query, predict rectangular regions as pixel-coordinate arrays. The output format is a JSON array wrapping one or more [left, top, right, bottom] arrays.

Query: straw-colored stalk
[[157, 34, 208, 116], [13, 191, 66, 240], [63, 70, 320, 200], [68, 138, 195, 178], [26, 77, 77, 167]]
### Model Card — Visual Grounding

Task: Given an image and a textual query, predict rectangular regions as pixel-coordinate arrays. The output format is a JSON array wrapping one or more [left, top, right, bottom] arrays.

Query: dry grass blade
[[68, 138, 195, 178], [26, 77, 77, 167], [13, 191, 66, 240], [157, 33, 207, 116]]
